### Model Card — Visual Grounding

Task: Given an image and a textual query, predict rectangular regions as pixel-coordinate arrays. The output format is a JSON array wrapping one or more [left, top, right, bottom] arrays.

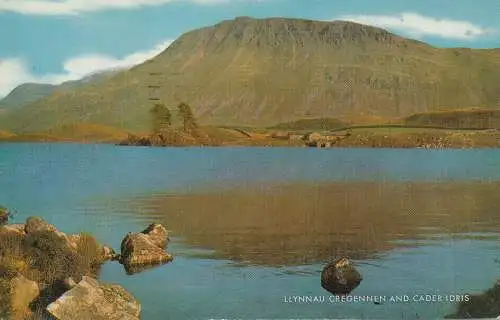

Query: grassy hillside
[[0, 130, 14, 139], [0, 69, 121, 112], [404, 108, 500, 129], [0, 123, 132, 143], [45, 122, 132, 142], [270, 118, 347, 131], [1, 17, 500, 133], [0, 83, 56, 111]]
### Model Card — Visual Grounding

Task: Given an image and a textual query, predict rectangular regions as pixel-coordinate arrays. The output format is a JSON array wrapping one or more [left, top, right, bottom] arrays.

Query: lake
[[1, 143, 500, 319]]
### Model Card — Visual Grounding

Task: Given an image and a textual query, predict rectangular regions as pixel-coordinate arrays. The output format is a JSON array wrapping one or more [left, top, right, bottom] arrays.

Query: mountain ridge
[[0, 69, 123, 111], [1, 16, 500, 133]]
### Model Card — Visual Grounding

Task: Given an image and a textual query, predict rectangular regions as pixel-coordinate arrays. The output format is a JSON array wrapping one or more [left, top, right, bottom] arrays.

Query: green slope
[[0, 83, 56, 111]]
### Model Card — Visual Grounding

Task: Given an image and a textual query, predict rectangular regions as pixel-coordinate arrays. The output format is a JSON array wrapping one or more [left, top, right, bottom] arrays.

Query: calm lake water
[[1, 143, 500, 319]]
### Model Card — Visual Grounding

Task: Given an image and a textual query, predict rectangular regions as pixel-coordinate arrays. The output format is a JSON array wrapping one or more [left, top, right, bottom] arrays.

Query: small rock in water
[[321, 257, 362, 295], [119, 223, 173, 274]]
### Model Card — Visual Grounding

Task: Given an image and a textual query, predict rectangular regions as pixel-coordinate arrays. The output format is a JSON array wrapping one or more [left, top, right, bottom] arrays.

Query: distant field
[[269, 118, 347, 131], [45, 122, 132, 143], [2, 108, 500, 147], [0, 122, 133, 143], [331, 125, 487, 133], [0, 130, 14, 139], [266, 109, 500, 134], [404, 108, 500, 129]]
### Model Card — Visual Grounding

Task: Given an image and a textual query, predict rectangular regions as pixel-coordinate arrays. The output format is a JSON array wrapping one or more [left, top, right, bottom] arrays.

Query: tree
[[149, 104, 171, 134], [178, 102, 198, 131]]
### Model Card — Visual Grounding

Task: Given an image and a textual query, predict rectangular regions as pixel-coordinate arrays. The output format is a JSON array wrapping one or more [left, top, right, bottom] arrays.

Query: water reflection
[[129, 181, 500, 266]]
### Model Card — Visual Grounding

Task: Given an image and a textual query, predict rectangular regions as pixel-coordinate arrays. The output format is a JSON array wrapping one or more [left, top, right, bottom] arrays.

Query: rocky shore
[[0, 207, 172, 319], [302, 129, 500, 149]]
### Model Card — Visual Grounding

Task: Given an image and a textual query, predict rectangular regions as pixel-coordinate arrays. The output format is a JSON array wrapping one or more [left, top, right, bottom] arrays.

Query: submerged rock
[[120, 232, 173, 269], [321, 257, 362, 295], [46, 276, 141, 320]]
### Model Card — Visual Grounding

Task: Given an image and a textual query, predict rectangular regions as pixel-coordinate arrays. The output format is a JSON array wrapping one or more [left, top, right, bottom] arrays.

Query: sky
[[0, 0, 499, 97]]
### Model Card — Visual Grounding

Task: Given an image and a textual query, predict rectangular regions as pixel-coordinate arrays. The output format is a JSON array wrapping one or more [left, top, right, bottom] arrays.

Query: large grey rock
[[321, 257, 362, 295], [46, 276, 141, 320], [120, 232, 173, 270]]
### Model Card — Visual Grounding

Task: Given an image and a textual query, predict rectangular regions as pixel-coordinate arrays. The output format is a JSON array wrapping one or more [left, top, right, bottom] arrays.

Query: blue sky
[[0, 0, 499, 97]]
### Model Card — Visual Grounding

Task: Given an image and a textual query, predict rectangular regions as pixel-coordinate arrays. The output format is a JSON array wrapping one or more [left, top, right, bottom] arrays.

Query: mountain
[[2, 16, 500, 133], [0, 69, 121, 111], [0, 83, 56, 111]]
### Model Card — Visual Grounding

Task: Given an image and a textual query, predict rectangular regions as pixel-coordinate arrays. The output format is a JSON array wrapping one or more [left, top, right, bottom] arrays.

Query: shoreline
[[1, 140, 498, 149], [2, 127, 499, 149]]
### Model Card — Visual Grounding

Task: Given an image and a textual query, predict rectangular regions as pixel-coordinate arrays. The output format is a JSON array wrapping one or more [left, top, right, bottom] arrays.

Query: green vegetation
[[0, 214, 107, 315], [0, 123, 132, 143], [0, 230, 103, 288], [404, 109, 500, 129], [0, 69, 120, 111], [150, 103, 172, 135], [178, 102, 198, 132], [0, 83, 56, 111], [270, 118, 347, 131], [2, 17, 500, 133], [122, 102, 211, 146], [446, 281, 500, 318]]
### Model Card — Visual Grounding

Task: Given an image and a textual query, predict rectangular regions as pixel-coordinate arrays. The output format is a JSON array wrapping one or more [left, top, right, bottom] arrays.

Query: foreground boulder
[[46, 276, 141, 320], [0, 274, 40, 320], [321, 257, 362, 295], [11, 275, 40, 320]]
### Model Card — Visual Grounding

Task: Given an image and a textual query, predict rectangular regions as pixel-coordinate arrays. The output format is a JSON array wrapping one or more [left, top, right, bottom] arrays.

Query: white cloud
[[0, 0, 260, 15], [0, 59, 34, 97], [337, 12, 495, 40], [0, 39, 172, 97]]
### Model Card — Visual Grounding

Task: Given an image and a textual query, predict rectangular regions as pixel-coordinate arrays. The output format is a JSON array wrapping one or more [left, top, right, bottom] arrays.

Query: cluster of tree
[[149, 102, 198, 135]]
